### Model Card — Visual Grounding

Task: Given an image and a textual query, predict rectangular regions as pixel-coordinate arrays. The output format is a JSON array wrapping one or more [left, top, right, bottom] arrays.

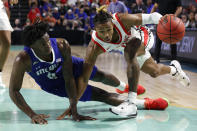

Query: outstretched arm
[[57, 39, 101, 121], [118, 11, 162, 29], [9, 52, 49, 124], [77, 41, 103, 99], [56, 40, 103, 120], [57, 39, 79, 120], [174, 6, 182, 17]]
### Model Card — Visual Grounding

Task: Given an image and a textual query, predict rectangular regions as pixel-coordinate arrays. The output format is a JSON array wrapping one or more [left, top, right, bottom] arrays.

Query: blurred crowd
[[3, 0, 197, 31]]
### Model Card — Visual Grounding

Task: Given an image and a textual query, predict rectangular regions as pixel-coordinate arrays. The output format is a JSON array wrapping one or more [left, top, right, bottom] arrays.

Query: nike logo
[[33, 61, 39, 65]]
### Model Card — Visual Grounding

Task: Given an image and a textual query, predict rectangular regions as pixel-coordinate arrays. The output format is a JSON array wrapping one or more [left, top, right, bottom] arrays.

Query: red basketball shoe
[[116, 84, 146, 95], [144, 98, 169, 110]]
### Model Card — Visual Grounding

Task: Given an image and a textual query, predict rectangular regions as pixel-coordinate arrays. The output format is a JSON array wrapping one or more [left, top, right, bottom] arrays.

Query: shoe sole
[[162, 97, 170, 106], [138, 90, 146, 96], [109, 108, 137, 118]]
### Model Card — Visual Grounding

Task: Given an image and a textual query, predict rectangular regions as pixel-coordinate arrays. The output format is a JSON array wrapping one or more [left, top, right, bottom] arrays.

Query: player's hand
[[56, 107, 72, 120], [31, 114, 50, 124], [56, 107, 97, 121], [72, 114, 97, 122], [10, 0, 18, 5]]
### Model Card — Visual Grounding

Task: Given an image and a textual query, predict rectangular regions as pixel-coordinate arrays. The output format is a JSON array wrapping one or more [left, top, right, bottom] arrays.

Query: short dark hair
[[23, 22, 49, 47], [93, 10, 112, 26]]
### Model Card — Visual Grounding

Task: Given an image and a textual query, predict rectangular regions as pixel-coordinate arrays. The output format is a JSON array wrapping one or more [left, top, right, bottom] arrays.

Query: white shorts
[[0, 5, 13, 31], [137, 29, 154, 69]]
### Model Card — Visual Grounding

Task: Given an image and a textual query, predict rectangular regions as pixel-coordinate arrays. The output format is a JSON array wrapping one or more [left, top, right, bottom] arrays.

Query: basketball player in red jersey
[[0, 0, 18, 89], [60, 6, 190, 118]]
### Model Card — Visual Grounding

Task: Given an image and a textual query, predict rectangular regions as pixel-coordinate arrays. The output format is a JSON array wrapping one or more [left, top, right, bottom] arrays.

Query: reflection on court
[[0, 46, 197, 131]]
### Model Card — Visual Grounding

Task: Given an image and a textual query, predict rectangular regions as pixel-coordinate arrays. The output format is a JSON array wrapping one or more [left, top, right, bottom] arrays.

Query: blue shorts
[[42, 56, 97, 102]]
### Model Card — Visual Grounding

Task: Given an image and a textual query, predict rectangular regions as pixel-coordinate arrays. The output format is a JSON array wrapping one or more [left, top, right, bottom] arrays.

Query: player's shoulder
[[16, 51, 31, 62], [15, 51, 32, 71], [115, 13, 128, 21]]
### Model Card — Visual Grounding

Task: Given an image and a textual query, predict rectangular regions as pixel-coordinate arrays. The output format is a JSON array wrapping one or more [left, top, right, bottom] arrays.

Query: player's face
[[31, 33, 52, 55], [95, 21, 114, 42]]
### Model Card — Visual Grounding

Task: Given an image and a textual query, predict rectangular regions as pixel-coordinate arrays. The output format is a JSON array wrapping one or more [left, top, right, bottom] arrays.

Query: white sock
[[115, 81, 126, 91], [134, 99, 145, 108], [128, 92, 137, 102], [169, 66, 177, 75], [128, 92, 145, 108]]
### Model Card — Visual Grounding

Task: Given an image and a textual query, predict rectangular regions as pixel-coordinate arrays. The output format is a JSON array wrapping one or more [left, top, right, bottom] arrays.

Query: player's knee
[[0, 36, 11, 48], [92, 70, 105, 82], [150, 70, 160, 78]]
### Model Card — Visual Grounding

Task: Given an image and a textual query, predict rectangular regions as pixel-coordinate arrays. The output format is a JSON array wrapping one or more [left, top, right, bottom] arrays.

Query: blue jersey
[[24, 38, 98, 101]]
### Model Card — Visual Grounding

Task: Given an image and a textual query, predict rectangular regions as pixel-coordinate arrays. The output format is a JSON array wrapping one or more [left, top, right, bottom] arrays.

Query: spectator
[[151, 0, 182, 63], [42, 0, 53, 12], [64, 9, 75, 28], [77, 8, 88, 27], [64, 9, 75, 20], [71, 20, 83, 30], [23, 19, 31, 29], [59, 2, 69, 16], [91, 0, 99, 8], [195, 12, 197, 26], [89, 7, 96, 29], [131, 0, 147, 13], [107, 0, 128, 14], [13, 18, 22, 31], [181, 13, 189, 28], [146, 0, 154, 14], [188, 12, 197, 28], [83, 21, 91, 45], [28, 0, 38, 7], [182, 7, 189, 14], [52, 7, 60, 20], [60, 0, 67, 4], [73, 5, 80, 14], [27, 2, 42, 23]]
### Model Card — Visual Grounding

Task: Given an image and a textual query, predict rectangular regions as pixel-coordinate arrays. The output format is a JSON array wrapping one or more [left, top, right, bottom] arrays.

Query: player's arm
[[9, 52, 49, 124], [174, 6, 182, 17], [77, 40, 103, 99], [56, 40, 103, 120], [118, 11, 162, 28], [56, 38, 79, 120]]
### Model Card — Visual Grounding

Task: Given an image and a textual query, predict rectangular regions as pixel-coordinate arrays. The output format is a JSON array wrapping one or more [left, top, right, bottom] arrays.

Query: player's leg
[[170, 44, 177, 60], [91, 68, 146, 95], [154, 30, 162, 63], [0, 5, 13, 88], [90, 86, 169, 110], [141, 56, 190, 87], [141, 56, 171, 78], [0, 31, 11, 71], [140, 28, 190, 87]]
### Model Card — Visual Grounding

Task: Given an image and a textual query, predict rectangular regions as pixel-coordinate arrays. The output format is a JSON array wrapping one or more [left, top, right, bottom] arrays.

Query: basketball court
[[0, 46, 197, 131]]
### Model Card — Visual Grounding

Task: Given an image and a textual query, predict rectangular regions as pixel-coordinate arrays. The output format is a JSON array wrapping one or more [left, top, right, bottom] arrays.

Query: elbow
[[9, 88, 16, 100], [9, 90, 15, 101]]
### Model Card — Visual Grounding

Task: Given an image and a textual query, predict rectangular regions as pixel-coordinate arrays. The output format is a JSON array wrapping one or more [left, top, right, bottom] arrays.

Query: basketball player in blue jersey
[[9, 22, 169, 124]]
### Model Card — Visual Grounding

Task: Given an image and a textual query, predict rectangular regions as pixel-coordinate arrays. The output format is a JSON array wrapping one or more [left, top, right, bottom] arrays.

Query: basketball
[[157, 15, 185, 44]]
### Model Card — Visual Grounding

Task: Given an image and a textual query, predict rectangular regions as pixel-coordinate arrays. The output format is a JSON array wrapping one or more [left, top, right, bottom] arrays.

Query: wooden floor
[[2, 46, 197, 109]]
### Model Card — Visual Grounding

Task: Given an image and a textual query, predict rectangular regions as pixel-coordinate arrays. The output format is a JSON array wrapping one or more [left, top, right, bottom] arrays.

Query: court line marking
[[170, 103, 197, 110]]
